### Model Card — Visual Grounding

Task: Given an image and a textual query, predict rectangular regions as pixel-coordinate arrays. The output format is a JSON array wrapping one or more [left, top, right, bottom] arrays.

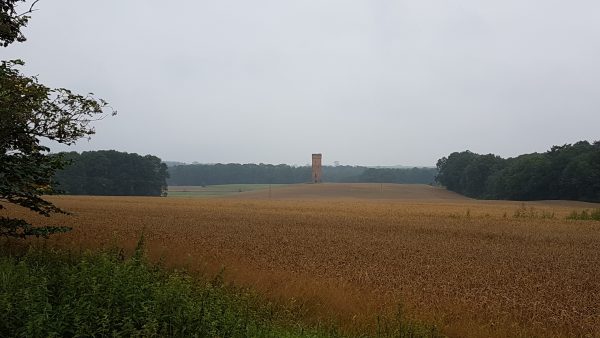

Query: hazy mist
[[5, 0, 600, 166]]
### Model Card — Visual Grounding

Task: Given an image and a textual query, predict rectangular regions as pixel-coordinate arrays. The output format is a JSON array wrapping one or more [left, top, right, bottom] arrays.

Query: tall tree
[[0, 1, 113, 238]]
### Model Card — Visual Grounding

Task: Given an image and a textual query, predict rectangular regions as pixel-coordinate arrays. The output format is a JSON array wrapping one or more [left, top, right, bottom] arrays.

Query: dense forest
[[54, 151, 169, 196], [436, 141, 600, 202], [167, 164, 437, 185], [358, 167, 439, 184]]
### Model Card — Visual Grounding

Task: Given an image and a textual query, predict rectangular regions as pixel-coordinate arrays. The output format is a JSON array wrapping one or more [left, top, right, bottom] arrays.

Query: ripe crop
[[2, 185, 599, 337]]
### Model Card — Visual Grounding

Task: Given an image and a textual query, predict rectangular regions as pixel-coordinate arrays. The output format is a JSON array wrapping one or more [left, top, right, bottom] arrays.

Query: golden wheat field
[[2, 184, 600, 337]]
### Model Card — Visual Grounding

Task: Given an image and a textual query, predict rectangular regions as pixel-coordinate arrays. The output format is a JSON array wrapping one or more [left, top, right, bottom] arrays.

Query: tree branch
[[17, 0, 40, 17]]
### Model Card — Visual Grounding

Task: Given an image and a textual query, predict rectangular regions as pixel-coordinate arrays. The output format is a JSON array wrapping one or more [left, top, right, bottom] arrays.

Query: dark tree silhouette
[[1, 1, 114, 238]]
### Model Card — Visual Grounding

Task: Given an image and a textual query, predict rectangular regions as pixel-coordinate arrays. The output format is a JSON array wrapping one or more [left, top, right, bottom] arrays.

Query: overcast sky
[[4, 0, 600, 166]]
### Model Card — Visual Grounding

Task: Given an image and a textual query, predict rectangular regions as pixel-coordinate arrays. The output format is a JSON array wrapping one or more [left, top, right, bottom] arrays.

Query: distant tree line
[[358, 167, 438, 184], [167, 164, 436, 185], [167, 163, 309, 185], [54, 150, 168, 196], [436, 141, 600, 202]]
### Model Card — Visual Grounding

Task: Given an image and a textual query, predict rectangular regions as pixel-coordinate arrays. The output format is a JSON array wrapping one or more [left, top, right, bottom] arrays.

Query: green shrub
[[0, 246, 306, 337], [0, 244, 441, 338], [566, 209, 600, 221]]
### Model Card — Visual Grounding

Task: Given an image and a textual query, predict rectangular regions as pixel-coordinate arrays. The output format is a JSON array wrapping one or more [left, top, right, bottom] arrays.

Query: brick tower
[[312, 153, 322, 183]]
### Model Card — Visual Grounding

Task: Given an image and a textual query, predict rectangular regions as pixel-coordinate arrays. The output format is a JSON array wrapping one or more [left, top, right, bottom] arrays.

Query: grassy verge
[[0, 240, 441, 338]]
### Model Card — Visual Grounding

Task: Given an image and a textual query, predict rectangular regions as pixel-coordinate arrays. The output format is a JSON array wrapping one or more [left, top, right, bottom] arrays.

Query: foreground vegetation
[[0, 241, 439, 338], [0, 245, 315, 338]]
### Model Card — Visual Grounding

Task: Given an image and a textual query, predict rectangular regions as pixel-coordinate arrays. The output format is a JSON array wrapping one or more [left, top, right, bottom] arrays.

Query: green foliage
[[358, 168, 437, 184], [0, 0, 31, 46], [436, 141, 600, 202], [54, 150, 169, 196], [1, 3, 113, 237], [487, 153, 553, 200], [435, 151, 479, 193], [0, 61, 107, 236], [0, 146, 67, 217], [168, 163, 312, 185], [0, 217, 71, 238], [0, 245, 441, 338], [0, 246, 287, 337], [566, 209, 600, 221]]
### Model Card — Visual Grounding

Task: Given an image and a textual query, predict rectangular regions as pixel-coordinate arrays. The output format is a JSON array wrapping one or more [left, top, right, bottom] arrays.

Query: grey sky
[[4, 0, 600, 166]]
